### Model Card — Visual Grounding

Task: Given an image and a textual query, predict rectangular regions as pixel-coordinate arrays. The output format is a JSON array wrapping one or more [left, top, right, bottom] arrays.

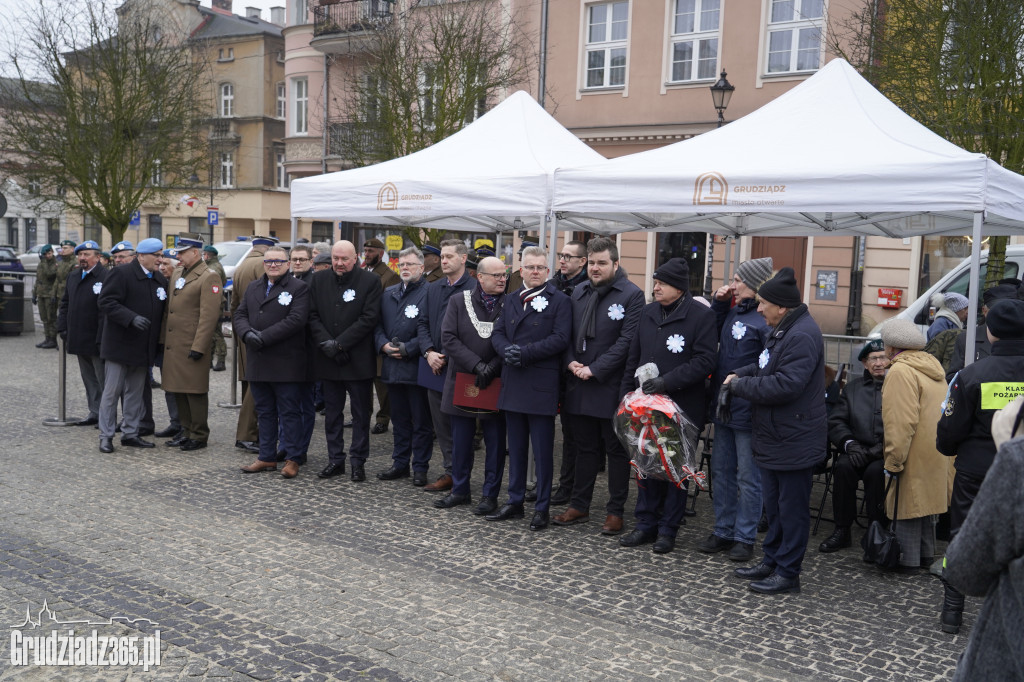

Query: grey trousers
[[99, 361, 147, 439], [76, 354, 105, 419], [426, 388, 453, 474], [893, 514, 937, 568]]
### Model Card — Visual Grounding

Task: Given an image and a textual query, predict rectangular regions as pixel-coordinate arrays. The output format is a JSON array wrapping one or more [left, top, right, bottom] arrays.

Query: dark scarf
[[478, 282, 499, 313], [575, 269, 624, 354], [553, 268, 589, 296], [660, 295, 684, 321], [521, 284, 545, 307]]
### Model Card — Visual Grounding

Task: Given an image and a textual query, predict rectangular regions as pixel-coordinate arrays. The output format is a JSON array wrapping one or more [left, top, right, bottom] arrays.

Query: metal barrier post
[[43, 338, 83, 426], [217, 333, 241, 409]]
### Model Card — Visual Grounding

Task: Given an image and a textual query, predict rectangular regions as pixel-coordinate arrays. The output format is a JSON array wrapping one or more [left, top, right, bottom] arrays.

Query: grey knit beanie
[[881, 318, 926, 351], [735, 257, 773, 291]]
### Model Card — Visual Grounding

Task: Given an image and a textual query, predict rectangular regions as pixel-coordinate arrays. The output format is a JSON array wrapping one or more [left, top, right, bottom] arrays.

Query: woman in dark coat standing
[[618, 258, 717, 554]]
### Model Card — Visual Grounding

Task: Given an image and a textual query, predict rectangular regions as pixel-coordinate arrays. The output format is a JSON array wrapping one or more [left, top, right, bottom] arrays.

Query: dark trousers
[[555, 414, 578, 494], [565, 413, 630, 517], [426, 389, 453, 474], [164, 390, 180, 428], [832, 456, 886, 527], [175, 392, 210, 442], [451, 412, 506, 498], [140, 370, 155, 432], [250, 381, 306, 463], [760, 466, 813, 579], [279, 382, 315, 457], [323, 379, 372, 465], [949, 470, 984, 538], [506, 411, 555, 512], [373, 357, 389, 426], [388, 383, 433, 472], [634, 479, 688, 538]]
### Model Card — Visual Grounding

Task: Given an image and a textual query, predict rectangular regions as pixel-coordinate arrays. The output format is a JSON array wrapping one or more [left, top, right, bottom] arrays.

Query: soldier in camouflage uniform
[[202, 245, 228, 372], [32, 244, 59, 348], [52, 240, 77, 308]]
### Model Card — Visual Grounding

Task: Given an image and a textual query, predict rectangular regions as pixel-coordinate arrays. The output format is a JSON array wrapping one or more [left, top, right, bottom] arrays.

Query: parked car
[[17, 243, 56, 273], [868, 245, 1024, 335], [210, 240, 296, 290], [0, 245, 26, 274]]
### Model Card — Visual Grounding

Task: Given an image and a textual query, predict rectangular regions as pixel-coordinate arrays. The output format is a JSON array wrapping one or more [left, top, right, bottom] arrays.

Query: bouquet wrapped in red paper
[[613, 363, 705, 489]]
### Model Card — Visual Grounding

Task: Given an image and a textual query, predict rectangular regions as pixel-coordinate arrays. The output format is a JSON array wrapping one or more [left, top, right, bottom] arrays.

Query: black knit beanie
[[757, 267, 801, 308], [652, 258, 690, 292]]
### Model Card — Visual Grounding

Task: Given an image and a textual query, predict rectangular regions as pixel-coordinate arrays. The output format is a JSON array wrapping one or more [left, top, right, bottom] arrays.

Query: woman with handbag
[[878, 319, 952, 571]]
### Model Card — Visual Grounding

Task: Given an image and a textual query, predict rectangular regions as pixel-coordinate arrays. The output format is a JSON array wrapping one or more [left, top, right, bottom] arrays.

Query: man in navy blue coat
[[95, 238, 168, 453], [236, 245, 312, 478], [618, 258, 717, 554], [488, 246, 571, 530], [725, 267, 826, 595], [57, 240, 108, 426], [554, 237, 644, 535], [375, 247, 433, 485]]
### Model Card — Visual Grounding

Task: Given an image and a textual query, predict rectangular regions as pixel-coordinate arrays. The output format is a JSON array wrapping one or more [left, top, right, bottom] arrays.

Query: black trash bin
[[0, 278, 25, 335]]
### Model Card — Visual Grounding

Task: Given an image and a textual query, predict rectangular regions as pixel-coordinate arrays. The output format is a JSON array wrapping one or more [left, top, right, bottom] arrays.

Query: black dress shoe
[[818, 526, 852, 553], [138, 427, 154, 437], [212, 359, 226, 372], [121, 436, 155, 448], [618, 528, 658, 547], [529, 510, 549, 531], [486, 503, 525, 521], [313, 402, 325, 412], [697, 533, 735, 553], [549, 489, 571, 506], [371, 422, 388, 434], [165, 434, 189, 447], [434, 493, 471, 509], [318, 462, 346, 479], [653, 535, 676, 554], [413, 471, 428, 486], [735, 561, 774, 580], [75, 417, 98, 426], [749, 573, 800, 594], [525, 489, 538, 502], [728, 542, 755, 562], [377, 465, 410, 481], [155, 425, 180, 438], [344, 419, 354, 428], [473, 497, 498, 516], [350, 463, 365, 482], [180, 439, 207, 451], [99, 437, 114, 453]]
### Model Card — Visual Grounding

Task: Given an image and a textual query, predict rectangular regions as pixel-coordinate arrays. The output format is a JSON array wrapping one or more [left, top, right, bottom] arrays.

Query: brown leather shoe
[[424, 474, 453, 492], [281, 460, 299, 479], [601, 515, 624, 535], [240, 460, 277, 474], [552, 508, 590, 526]]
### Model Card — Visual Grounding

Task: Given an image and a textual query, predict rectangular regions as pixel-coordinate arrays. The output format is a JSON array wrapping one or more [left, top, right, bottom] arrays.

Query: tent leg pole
[[963, 212, 983, 369], [547, 213, 559, 273], [723, 237, 733, 285]]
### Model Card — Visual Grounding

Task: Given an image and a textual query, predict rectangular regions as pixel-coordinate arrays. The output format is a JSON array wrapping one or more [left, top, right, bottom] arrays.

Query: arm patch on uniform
[[980, 382, 1024, 410]]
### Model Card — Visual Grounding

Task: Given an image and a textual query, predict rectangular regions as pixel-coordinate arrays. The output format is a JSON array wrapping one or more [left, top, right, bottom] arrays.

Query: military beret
[[136, 238, 163, 255], [39, 244, 53, 255], [858, 338, 885, 361], [161, 248, 178, 259], [110, 240, 134, 254], [74, 240, 100, 254], [363, 238, 386, 250], [60, 239, 76, 247], [203, 245, 219, 255]]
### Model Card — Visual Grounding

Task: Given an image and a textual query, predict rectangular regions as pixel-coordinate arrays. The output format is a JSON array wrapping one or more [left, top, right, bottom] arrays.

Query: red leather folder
[[453, 372, 501, 412]]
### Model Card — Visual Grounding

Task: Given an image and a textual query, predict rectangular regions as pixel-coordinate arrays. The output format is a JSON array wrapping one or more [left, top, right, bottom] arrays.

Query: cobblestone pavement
[[0, 328, 974, 680]]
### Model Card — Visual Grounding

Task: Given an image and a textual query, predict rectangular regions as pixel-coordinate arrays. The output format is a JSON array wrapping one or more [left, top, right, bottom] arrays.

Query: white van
[[868, 246, 1024, 336]]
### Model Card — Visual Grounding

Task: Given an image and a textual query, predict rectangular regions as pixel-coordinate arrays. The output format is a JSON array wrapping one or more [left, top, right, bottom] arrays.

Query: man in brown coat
[[364, 237, 399, 435], [230, 236, 275, 450], [161, 235, 223, 450]]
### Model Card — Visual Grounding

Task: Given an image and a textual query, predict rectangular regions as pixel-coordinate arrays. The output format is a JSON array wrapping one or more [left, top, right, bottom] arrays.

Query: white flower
[[758, 348, 770, 369], [156, 287, 167, 301], [278, 291, 293, 306], [175, 277, 186, 290], [666, 334, 685, 354], [731, 321, 746, 340], [530, 296, 548, 312], [92, 282, 102, 295], [404, 304, 419, 319], [607, 303, 625, 321], [342, 288, 356, 302]]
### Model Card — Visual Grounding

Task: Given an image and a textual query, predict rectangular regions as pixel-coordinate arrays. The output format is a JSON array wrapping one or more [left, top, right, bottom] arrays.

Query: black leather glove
[[504, 344, 522, 367], [715, 382, 733, 423], [474, 362, 494, 389], [336, 350, 349, 365], [641, 377, 667, 395], [130, 315, 151, 331], [320, 339, 339, 358], [846, 442, 869, 469], [188, 350, 203, 361], [245, 330, 264, 350]]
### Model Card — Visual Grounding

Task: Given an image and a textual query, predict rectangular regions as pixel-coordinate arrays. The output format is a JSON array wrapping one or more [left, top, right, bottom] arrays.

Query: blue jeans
[[711, 425, 762, 544]]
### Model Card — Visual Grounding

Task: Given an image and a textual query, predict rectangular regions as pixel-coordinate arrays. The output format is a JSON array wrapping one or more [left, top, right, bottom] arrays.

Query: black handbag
[[861, 474, 902, 570]]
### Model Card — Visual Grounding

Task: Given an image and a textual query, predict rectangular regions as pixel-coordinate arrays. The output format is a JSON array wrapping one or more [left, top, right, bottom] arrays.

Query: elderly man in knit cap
[[945, 282, 1021, 381], [819, 338, 889, 554], [937, 297, 1024, 633], [723, 267, 826, 594], [699, 257, 774, 562], [927, 292, 970, 341]]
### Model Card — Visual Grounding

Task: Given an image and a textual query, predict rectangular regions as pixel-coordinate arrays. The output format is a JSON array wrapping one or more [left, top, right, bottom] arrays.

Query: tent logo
[[378, 183, 398, 210], [693, 172, 728, 205]]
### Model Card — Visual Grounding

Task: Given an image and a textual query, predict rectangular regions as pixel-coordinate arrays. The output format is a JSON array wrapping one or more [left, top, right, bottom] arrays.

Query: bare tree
[[0, 0, 211, 243]]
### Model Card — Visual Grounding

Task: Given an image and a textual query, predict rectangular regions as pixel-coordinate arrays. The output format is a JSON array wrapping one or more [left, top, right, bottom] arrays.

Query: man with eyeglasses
[[202, 245, 228, 372], [110, 240, 136, 267], [374, 247, 433, 484], [819, 338, 889, 554], [289, 244, 315, 283]]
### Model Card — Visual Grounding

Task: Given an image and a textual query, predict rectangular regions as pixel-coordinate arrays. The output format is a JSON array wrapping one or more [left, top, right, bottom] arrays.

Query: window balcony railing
[[326, 118, 382, 160], [313, 0, 394, 37]]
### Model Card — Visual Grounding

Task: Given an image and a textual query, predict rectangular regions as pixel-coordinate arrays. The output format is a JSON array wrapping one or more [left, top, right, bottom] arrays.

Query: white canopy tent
[[551, 58, 1024, 358]]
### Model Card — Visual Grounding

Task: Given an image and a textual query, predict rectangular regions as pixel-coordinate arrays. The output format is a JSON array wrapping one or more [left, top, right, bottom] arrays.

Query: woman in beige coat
[[879, 319, 951, 570]]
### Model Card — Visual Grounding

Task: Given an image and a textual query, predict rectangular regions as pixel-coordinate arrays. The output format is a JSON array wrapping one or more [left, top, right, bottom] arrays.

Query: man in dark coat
[[95, 238, 167, 453], [57, 240, 108, 426], [618, 258, 717, 554], [236, 245, 312, 479], [820, 338, 888, 553], [434, 256, 508, 513], [554, 237, 643, 535], [374, 247, 432, 484], [308, 240, 382, 482], [364, 237, 400, 435], [725, 267, 827, 595], [487, 246, 571, 531], [944, 282, 1020, 381], [418, 238, 475, 492]]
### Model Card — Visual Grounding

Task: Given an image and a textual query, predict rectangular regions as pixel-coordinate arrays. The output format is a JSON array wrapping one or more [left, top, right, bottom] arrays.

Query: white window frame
[[219, 82, 234, 117], [290, 0, 308, 26], [275, 149, 289, 189], [292, 77, 308, 135], [219, 151, 235, 189], [667, 0, 721, 84], [765, 0, 824, 75], [583, 1, 630, 90], [150, 159, 162, 187], [276, 82, 286, 119], [418, 64, 437, 131]]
